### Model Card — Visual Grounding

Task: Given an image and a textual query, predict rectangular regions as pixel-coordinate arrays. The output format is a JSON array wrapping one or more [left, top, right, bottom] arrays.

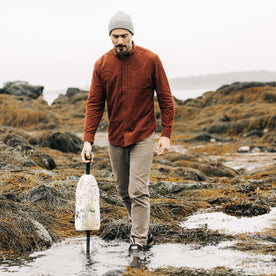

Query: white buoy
[[75, 163, 100, 231]]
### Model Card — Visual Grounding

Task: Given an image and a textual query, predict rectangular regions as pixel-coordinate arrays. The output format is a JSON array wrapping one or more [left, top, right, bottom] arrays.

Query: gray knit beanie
[[108, 11, 134, 35]]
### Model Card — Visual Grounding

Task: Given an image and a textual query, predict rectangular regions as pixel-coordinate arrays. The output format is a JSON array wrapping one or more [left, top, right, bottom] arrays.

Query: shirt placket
[[121, 59, 128, 145]]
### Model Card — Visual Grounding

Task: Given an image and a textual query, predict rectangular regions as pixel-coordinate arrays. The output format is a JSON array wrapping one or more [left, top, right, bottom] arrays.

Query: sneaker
[[128, 243, 143, 257], [128, 237, 144, 259]]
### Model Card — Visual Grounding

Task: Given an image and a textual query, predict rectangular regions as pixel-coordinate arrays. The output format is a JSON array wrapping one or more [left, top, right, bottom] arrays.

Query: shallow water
[[182, 207, 276, 234], [1, 233, 275, 275], [222, 152, 276, 172]]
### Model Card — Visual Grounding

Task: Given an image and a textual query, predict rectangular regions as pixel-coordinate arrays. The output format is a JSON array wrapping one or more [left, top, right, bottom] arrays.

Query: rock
[[29, 218, 53, 248], [173, 167, 206, 181], [100, 218, 131, 241], [0, 134, 56, 170], [2, 81, 44, 99], [195, 163, 236, 178], [149, 181, 187, 197], [223, 203, 270, 217], [0, 199, 57, 252], [161, 151, 236, 178], [237, 146, 251, 153], [65, 87, 81, 97], [244, 130, 264, 138], [38, 131, 83, 153], [237, 145, 273, 153], [2, 133, 29, 147], [21, 185, 67, 210], [28, 152, 56, 170], [162, 152, 197, 163], [65, 87, 88, 98], [184, 133, 213, 142]]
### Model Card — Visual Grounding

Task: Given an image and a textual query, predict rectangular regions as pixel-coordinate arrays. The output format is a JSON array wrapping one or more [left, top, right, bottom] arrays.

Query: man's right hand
[[81, 141, 94, 163]]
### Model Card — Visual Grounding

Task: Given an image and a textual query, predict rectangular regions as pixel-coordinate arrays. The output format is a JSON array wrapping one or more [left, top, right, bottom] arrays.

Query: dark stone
[[184, 133, 213, 142], [21, 185, 67, 210], [40, 132, 83, 153], [65, 87, 80, 97], [2, 133, 29, 147], [28, 152, 56, 170], [173, 167, 206, 181], [2, 81, 44, 99], [244, 130, 264, 138], [223, 203, 270, 217], [65, 87, 88, 98], [1, 134, 56, 170]]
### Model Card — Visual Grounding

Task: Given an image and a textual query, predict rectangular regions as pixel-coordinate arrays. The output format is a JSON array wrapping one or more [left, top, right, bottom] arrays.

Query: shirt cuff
[[83, 133, 95, 145], [161, 127, 172, 138]]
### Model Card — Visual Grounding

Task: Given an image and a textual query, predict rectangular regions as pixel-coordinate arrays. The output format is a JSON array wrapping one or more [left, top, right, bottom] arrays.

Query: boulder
[[2, 133, 29, 147], [21, 185, 67, 210], [2, 81, 44, 99], [244, 130, 264, 138], [0, 199, 55, 252], [66, 87, 80, 97], [223, 203, 270, 217], [172, 167, 206, 181], [65, 87, 88, 98], [0, 134, 56, 170], [184, 133, 213, 142], [38, 131, 83, 153]]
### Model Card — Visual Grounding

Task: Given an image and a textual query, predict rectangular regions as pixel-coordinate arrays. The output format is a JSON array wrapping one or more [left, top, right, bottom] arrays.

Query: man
[[81, 11, 174, 256]]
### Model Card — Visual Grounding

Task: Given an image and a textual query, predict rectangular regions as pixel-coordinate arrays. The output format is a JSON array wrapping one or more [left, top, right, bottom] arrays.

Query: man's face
[[110, 29, 133, 55]]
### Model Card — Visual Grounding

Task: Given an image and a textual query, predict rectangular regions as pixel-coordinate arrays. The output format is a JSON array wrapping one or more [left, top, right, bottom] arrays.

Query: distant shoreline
[[42, 70, 276, 105], [43, 88, 212, 105]]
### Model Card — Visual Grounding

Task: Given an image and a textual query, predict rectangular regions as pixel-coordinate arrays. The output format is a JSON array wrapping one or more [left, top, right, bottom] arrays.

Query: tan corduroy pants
[[109, 132, 155, 246]]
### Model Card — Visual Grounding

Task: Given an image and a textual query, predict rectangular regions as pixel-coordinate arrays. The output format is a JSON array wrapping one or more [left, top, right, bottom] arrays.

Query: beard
[[115, 41, 132, 55]]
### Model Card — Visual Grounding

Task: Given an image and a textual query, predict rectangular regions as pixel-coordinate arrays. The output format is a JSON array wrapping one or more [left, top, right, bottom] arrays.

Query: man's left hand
[[155, 136, 170, 156]]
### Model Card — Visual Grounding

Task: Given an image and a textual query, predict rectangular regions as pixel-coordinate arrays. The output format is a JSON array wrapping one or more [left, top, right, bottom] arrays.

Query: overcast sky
[[1, 0, 276, 91]]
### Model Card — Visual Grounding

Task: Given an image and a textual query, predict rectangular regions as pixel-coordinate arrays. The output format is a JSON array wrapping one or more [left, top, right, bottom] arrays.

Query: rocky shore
[[0, 81, 275, 275]]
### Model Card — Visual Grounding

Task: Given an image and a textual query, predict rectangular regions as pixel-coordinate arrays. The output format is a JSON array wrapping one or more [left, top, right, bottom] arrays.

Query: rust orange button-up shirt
[[84, 42, 174, 147]]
